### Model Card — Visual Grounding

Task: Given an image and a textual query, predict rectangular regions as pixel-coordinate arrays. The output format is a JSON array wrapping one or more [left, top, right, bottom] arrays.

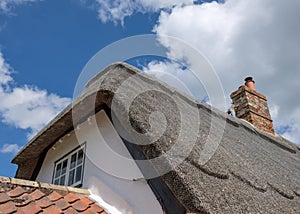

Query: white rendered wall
[[36, 110, 163, 214]]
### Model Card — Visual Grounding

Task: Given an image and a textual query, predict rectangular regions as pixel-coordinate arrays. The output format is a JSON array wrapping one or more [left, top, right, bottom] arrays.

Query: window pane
[[60, 175, 65, 185], [55, 163, 62, 178], [78, 149, 83, 164], [62, 160, 68, 174], [68, 169, 75, 185], [70, 154, 77, 169], [54, 179, 59, 185], [75, 165, 82, 183], [53, 146, 85, 187]]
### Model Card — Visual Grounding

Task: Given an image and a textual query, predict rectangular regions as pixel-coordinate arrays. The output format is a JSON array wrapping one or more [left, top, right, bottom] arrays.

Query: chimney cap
[[244, 76, 255, 83]]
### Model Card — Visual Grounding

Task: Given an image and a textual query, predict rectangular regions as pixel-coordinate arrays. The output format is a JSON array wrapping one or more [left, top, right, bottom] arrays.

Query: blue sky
[[0, 0, 300, 178], [0, 0, 161, 177]]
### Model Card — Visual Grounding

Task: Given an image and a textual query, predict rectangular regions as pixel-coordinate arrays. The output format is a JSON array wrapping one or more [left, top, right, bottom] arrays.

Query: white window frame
[[52, 144, 85, 187]]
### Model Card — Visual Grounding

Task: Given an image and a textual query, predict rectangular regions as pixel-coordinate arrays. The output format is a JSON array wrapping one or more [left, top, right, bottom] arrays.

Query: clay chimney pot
[[244, 77, 256, 91]]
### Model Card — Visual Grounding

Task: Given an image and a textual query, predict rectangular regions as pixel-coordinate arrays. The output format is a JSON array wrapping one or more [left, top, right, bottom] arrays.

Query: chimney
[[230, 77, 275, 135]]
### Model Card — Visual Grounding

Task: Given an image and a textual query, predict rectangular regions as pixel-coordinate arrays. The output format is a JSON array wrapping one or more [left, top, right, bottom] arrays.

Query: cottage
[[1, 62, 299, 213]]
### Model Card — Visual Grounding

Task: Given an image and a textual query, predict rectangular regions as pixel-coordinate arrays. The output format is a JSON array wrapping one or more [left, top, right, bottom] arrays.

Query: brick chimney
[[230, 77, 275, 135]]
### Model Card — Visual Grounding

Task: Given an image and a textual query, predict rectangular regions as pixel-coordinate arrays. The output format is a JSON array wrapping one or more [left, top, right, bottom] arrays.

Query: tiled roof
[[0, 176, 107, 214]]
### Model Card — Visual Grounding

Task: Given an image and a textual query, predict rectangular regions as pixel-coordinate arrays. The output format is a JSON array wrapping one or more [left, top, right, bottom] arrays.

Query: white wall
[[36, 110, 163, 214]]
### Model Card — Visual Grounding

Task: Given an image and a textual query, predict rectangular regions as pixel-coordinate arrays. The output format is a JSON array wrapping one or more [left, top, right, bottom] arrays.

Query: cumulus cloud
[[152, 0, 300, 144], [0, 143, 21, 154], [0, 0, 41, 13], [143, 60, 215, 106], [0, 52, 71, 140], [84, 0, 195, 25], [143, 60, 208, 100]]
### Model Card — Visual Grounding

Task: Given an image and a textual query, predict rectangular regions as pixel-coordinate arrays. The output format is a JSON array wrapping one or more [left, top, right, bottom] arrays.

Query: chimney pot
[[244, 76, 256, 91]]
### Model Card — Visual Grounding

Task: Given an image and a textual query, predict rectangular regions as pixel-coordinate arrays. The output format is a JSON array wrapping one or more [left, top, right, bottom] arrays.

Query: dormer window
[[52, 145, 85, 187]]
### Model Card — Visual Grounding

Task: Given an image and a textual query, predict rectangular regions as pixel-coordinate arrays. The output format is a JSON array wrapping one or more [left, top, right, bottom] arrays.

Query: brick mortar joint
[[230, 86, 267, 101], [241, 119, 275, 135], [237, 108, 273, 122]]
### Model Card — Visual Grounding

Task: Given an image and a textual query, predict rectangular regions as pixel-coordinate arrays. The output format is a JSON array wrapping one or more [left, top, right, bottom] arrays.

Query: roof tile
[[47, 191, 63, 202], [64, 192, 80, 203], [80, 197, 94, 205], [8, 186, 26, 198], [35, 196, 54, 209], [0, 176, 106, 214], [30, 189, 45, 201], [0, 192, 10, 204], [15, 208, 26, 214], [0, 200, 17, 213], [14, 193, 33, 207], [64, 206, 78, 214], [81, 208, 99, 214], [55, 198, 71, 210], [42, 204, 62, 214], [89, 203, 104, 213], [72, 199, 90, 212], [17, 202, 42, 214]]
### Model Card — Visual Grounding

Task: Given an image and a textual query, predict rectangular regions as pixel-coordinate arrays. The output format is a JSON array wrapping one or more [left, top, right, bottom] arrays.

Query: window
[[53, 146, 85, 187]]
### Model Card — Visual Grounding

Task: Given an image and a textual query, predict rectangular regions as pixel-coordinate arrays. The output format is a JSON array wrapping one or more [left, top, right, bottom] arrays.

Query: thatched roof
[[13, 63, 300, 213]]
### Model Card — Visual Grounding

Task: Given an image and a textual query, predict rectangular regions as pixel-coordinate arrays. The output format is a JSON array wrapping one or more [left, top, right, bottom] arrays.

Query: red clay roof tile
[[72, 199, 90, 212], [17, 202, 42, 214], [80, 197, 94, 206], [0, 192, 10, 204], [55, 198, 72, 210], [0, 176, 107, 214], [42, 204, 62, 213], [47, 191, 63, 202], [14, 193, 34, 207], [30, 189, 45, 201], [81, 208, 99, 214], [64, 206, 78, 214], [35, 196, 54, 209], [89, 203, 104, 213], [8, 186, 26, 198], [64, 192, 80, 203], [15, 208, 26, 214], [0, 200, 17, 213]]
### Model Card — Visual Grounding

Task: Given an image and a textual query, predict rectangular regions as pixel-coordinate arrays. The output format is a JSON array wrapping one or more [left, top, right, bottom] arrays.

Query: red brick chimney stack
[[230, 77, 275, 135]]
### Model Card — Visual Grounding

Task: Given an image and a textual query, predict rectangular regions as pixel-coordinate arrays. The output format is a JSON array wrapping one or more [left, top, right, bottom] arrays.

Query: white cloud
[[0, 52, 12, 85], [275, 108, 300, 145], [0, 0, 41, 13], [269, 104, 279, 121], [143, 60, 214, 105], [153, 0, 300, 144], [85, 0, 195, 25], [0, 52, 71, 140], [143, 60, 208, 100], [0, 143, 21, 154]]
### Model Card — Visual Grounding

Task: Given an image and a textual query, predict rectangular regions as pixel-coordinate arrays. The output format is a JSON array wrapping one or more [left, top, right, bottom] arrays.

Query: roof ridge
[[0, 176, 90, 196], [122, 63, 299, 155]]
